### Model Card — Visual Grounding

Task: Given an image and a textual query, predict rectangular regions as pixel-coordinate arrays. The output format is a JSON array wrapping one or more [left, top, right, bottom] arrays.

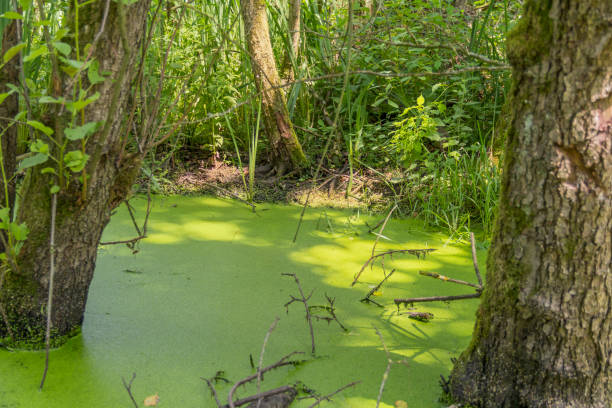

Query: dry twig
[[352, 248, 435, 286], [282, 273, 316, 354], [373, 326, 408, 408], [121, 373, 139, 408], [227, 352, 304, 408], [306, 381, 361, 407]]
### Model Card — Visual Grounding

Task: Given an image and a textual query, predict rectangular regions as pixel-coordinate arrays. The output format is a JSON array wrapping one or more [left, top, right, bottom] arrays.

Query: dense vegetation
[[1, 0, 521, 240]]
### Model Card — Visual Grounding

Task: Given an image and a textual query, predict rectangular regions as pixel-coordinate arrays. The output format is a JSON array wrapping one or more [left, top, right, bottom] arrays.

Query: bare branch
[[470, 232, 483, 288], [306, 381, 361, 408], [256, 318, 280, 408], [352, 249, 436, 286], [39, 193, 57, 390], [121, 373, 139, 408], [227, 352, 304, 408], [282, 273, 316, 354], [418, 270, 481, 289], [394, 293, 481, 306]]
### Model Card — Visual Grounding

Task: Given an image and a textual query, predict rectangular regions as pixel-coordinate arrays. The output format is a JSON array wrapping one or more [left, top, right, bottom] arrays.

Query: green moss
[[506, 0, 553, 69]]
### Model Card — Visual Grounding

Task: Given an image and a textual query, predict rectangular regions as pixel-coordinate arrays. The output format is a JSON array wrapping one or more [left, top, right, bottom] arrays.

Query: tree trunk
[[0, 19, 19, 213], [449, 1, 612, 407], [0, 0, 149, 346], [281, 0, 301, 81], [240, 0, 307, 176]]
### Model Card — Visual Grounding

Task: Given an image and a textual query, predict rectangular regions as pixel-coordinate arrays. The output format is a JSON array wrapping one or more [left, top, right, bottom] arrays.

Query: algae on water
[[0, 196, 484, 407]]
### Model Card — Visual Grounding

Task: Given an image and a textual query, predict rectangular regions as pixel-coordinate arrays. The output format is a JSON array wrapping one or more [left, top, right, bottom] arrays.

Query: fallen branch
[[202, 371, 231, 408], [361, 269, 396, 306], [100, 187, 153, 249], [393, 231, 484, 306], [223, 386, 296, 408], [418, 271, 481, 289], [282, 273, 316, 354], [370, 205, 397, 258], [352, 249, 436, 286], [256, 318, 280, 408], [306, 381, 361, 408], [470, 232, 483, 287], [309, 293, 348, 332], [121, 373, 139, 408], [373, 326, 408, 408], [227, 352, 304, 408], [394, 293, 481, 307]]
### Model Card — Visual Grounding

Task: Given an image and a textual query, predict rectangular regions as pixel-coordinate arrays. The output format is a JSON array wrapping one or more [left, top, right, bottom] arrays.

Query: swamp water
[[0, 196, 485, 407]]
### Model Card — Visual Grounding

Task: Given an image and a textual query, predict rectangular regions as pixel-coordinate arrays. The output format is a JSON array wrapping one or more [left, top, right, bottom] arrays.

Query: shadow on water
[[0, 195, 486, 407]]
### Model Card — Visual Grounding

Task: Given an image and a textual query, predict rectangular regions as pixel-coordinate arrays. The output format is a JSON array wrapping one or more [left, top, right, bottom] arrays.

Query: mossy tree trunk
[[240, 0, 307, 176], [449, 1, 612, 407], [0, 0, 150, 346]]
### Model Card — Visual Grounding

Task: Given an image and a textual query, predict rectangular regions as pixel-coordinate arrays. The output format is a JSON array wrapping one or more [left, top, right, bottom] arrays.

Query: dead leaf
[[144, 393, 160, 406], [395, 400, 408, 408]]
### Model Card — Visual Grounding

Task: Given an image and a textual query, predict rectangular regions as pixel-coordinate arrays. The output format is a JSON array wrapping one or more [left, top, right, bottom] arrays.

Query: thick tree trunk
[[0, 19, 19, 212], [240, 0, 307, 176], [449, 1, 612, 407], [0, 0, 149, 346]]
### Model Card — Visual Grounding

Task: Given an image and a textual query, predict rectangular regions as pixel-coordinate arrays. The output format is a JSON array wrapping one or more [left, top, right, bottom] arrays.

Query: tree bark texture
[[240, 0, 307, 175], [281, 0, 301, 81], [449, 1, 611, 407], [0, 19, 20, 213], [0, 0, 150, 345]]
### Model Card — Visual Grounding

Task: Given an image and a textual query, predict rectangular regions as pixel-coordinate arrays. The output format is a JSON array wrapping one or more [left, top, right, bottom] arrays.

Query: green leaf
[[67, 91, 100, 113], [18, 0, 32, 11], [65, 121, 100, 141], [0, 11, 23, 19], [87, 60, 105, 84], [41, 167, 56, 175], [61, 57, 86, 69], [3, 42, 26, 63], [27, 120, 53, 136], [0, 207, 9, 223], [64, 150, 89, 172], [14, 110, 26, 121], [387, 100, 399, 109], [417, 95, 425, 106], [23, 45, 48, 62], [9, 222, 29, 241], [18, 153, 48, 172], [52, 41, 71, 56], [50, 185, 60, 194], [39, 95, 61, 104], [0, 92, 12, 105], [30, 140, 49, 154], [53, 28, 68, 40]]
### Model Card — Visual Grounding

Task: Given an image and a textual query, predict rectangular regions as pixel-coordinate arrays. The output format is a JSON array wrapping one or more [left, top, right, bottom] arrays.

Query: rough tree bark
[[280, 0, 301, 81], [0, 19, 19, 214], [449, 1, 611, 407], [240, 0, 307, 176], [0, 0, 150, 345]]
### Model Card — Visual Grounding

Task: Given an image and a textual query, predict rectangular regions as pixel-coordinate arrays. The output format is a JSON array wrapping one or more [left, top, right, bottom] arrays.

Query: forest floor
[[158, 159, 398, 212]]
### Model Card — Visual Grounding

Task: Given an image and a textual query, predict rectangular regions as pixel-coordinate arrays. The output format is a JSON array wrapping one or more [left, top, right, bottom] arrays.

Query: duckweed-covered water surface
[[0, 196, 485, 407]]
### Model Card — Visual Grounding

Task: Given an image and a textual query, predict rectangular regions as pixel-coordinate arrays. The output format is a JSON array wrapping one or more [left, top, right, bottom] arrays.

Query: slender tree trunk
[[240, 0, 307, 176], [0, 0, 150, 345], [281, 0, 300, 81], [449, 1, 612, 407]]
